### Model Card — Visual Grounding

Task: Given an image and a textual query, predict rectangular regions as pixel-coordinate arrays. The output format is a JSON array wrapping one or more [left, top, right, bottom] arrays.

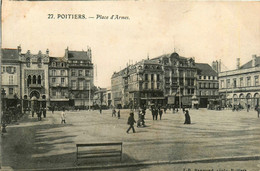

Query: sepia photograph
[[1, 1, 260, 170]]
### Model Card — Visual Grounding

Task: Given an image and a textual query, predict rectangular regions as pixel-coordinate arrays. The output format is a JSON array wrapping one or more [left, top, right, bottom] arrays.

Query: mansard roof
[[195, 63, 218, 76], [2, 48, 19, 62], [239, 56, 260, 69], [68, 50, 91, 61]]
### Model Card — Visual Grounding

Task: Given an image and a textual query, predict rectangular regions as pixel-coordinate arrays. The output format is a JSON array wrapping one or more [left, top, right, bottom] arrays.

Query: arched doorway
[[30, 90, 40, 112], [239, 94, 245, 108], [30, 91, 40, 99], [246, 93, 252, 108]]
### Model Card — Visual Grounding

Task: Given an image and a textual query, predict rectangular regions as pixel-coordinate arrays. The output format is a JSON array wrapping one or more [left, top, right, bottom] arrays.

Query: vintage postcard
[[1, 1, 260, 170]]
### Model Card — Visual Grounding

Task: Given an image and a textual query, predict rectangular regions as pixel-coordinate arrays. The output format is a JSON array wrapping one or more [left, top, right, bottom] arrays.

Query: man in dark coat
[[184, 110, 191, 124], [159, 109, 163, 120], [155, 108, 158, 120], [152, 107, 155, 120], [126, 112, 136, 133]]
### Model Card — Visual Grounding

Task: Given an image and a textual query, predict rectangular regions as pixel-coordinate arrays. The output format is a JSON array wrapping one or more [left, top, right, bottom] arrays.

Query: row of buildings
[[1, 46, 94, 110], [111, 52, 219, 109]]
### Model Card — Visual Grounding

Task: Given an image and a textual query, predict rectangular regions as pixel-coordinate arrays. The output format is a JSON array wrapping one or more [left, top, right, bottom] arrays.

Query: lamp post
[[88, 82, 91, 111]]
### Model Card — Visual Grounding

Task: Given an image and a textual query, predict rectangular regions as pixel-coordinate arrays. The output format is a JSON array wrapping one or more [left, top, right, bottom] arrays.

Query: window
[[145, 74, 148, 81], [79, 70, 83, 76], [204, 76, 206, 79], [86, 82, 90, 89], [199, 76, 202, 79], [240, 78, 244, 87], [61, 90, 65, 96], [37, 76, 41, 84], [9, 75, 13, 85], [227, 79, 230, 88], [247, 77, 251, 86], [157, 74, 160, 81], [191, 89, 194, 94], [221, 80, 224, 88], [9, 88, 13, 95], [52, 70, 56, 76], [151, 74, 154, 81], [188, 89, 191, 94], [71, 80, 76, 89], [151, 82, 154, 89], [199, 83, 202, 88], [33, 75, 37, 84], [233, 79, 237, 88], [61, 78, 65, 85], [52, 78, 56, 83], [79, 81, 84, 90], [71, 70, 76, 76], [191, 79, 194, 86], [61, 70, 65, 76], [26, 58, 30, 67], [208, 76, 211, 80], [255, 76, 259, 86], [85, 70, 90, 76], [2, 66, 5, 73], [204, 83, 207, 88]]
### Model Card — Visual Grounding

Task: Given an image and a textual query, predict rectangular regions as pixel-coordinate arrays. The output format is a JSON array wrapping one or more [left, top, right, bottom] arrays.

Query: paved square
[[2, 109, 260, 170]]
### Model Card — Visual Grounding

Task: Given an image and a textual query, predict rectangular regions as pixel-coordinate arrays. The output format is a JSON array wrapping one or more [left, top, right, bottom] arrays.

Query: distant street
[[2, 108, 260, 170]]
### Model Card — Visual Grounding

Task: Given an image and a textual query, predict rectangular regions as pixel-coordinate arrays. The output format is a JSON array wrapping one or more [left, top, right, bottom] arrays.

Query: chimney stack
[[252, 54, 257, 67], [46, 49, 49, 55], [218, 59, 221, 72], [236, 58, 240, 69]]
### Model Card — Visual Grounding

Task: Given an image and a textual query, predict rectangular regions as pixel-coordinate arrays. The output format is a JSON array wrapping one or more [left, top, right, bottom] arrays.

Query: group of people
[[126, 106, 192, 134], [32, 108, 47, 121], [112, 108, 121, 119]]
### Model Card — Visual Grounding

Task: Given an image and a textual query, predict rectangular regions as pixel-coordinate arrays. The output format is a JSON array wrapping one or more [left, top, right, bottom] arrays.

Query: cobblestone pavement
[[1, 108, 260, 170]]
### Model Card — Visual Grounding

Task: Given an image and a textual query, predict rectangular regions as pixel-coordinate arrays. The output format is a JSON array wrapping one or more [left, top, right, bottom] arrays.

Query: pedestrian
[[37, 109, 42, 121], [61, 108, 66, 124], [142, 108, 146, 119], [256, 106, 260, 118], [117, 109, 120, 119], [43, 107, 46, 118], [112, 108, 116, 117], [152, 107, 155, 120], [247, 104, 250, 112], [126, 112, 136, 133], [52, 106, 55, 114], [182, 107, 185, 113], [141, 111, 145, 126], [100, 107, 102, 114], [184, 110, 191, 124], [155, 108, 158, 120], [159, 109, 163, 120]]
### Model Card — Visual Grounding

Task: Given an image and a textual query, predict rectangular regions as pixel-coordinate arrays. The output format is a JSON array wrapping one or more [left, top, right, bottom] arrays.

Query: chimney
[[218, 59, 221, 72], [252, 54, 257, 67], [236, 58, 240, 69], [17, 45, 22, 54], [46, 49, 49, 55]]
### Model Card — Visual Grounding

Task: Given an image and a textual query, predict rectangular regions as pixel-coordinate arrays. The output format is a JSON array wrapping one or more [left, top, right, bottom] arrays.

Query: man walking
[[159, 108, 163, 120], [126, 112, 136, 133]]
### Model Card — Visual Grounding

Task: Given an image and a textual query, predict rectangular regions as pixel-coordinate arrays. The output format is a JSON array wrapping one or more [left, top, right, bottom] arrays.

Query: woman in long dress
[[184, 110, 191, 124]]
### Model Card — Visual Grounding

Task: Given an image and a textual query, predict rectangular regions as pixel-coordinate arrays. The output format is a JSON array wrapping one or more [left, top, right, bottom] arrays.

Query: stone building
[[195, 63, 219, 108], [49, 57, 69, 108], [111, 69, 125, 108], [219, 55, 260, 109], [1, 48, 21, 107], [65, 47, 94, 108], [20, 48, 50, 109], [151, 52, 197, 108]]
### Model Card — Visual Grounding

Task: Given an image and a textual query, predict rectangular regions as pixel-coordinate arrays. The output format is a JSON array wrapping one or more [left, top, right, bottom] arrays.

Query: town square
[[1, 1, 260, 170]]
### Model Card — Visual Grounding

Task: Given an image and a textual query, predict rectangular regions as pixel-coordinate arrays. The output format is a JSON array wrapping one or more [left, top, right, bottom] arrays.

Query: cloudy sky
[[2, 1, 260, 87]]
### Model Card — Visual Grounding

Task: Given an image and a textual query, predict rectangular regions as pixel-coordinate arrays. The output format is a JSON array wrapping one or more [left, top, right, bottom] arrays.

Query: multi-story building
[[219, 55, 260, 109], [104, 86, 112, 108], [1, 48, 21, 107], [49, 57, 69, 108], [111, 69, 125, 108], [20, 48, 50, 109], [151, 52, 197, 107], [196, 63, 219, 108], [65, 47, 94, 108]]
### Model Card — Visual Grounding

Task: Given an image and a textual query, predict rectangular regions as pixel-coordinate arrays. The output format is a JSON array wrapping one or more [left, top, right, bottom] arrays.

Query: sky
[[2, 1, 260, 87]]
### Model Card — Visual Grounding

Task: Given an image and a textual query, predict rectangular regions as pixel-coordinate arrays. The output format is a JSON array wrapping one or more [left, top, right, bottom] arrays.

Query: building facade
[[219, 55, 260, 109], [66, 47, 94, 108], [1, 45, 95, 110], [196, 63, 219, 108], [151, 53, 197, 107], [49, 57, 69, 108], [1, 48, 21, 108]]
